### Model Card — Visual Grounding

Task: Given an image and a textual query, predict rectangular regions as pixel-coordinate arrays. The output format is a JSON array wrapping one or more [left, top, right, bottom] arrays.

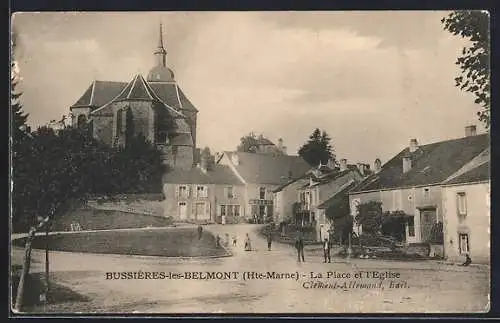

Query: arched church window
[[116, 109, 123, 134], [77, 114, 87, 128]]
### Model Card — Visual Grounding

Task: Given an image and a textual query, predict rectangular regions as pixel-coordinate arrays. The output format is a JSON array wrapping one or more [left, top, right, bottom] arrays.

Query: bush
[[355, 232, 402, 249]]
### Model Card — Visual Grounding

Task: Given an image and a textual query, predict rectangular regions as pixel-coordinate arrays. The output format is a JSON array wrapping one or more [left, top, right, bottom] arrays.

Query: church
[[69, 24, 198, 170]]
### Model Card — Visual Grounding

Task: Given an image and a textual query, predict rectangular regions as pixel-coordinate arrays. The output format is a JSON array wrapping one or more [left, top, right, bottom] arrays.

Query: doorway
[[259, 205, 266, 224], [420, 208, 437, 242], [178, 202, 187, 220]]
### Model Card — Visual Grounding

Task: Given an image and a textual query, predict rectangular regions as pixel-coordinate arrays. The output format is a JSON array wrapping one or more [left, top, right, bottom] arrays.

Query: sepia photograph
[[10, 11, 490, 314]]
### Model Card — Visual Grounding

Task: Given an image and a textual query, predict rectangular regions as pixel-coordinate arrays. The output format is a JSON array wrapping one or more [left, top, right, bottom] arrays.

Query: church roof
[[74, 79, 198, 113], [114, 74, 157, 101], [70, 81, 127, 108], [149, 82, 198, 112]]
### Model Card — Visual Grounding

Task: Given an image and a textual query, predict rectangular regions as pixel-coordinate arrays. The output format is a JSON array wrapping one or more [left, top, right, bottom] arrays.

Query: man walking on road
[[295, 235, 305, 262], [323, 237, 331, 263], [267, 232, 273, 251]]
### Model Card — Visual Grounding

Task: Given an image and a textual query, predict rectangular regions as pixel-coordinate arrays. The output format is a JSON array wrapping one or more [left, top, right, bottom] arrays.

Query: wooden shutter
[[175, 186, 179, 199], [188, 186, 192, 198], [191, 203, 196, 220]]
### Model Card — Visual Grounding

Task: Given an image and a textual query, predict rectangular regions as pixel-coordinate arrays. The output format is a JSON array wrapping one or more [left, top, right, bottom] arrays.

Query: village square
[[10, 11, 490, 314]]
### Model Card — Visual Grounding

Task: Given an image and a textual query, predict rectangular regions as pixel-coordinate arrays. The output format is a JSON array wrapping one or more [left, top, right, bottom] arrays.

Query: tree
[[11, 30, 29, 153], [237, 132, 260, 153], [442, 11, 490, 128], [298, 128, 335, 167], [111, 134, 166, 193], [326, 195, 352, 245], [354, 201, 384, 235]]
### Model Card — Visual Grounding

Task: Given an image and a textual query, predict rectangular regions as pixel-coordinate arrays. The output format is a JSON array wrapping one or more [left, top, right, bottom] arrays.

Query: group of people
[[295, 235, 333, 263], [214, 232, 275, 252]]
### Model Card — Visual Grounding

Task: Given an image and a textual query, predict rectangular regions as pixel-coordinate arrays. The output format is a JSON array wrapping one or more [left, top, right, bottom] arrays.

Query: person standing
[[197, 225, 203, 240], [267, 232, 273, 251], [323, 237, 331, 263], [244, 233, 252, 251], [232, 234, 237, 247], [216, 234, 221, 248], [295, 235, 305, 262]]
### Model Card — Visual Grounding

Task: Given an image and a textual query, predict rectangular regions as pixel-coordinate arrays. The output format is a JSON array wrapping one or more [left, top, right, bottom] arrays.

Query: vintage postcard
[[10, 11, 490, 314]]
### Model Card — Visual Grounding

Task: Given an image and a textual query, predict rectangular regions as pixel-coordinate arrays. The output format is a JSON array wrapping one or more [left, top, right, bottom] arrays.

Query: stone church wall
[[92, 114, 114, 146]]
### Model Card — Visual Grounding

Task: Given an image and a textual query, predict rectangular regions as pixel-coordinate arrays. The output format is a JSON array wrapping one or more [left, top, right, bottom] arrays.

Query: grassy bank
[[12, 227, 229, 258]]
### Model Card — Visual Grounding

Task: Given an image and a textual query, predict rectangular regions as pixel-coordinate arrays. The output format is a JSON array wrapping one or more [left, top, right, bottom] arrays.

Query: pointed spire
[[158, 21, 164, 49]]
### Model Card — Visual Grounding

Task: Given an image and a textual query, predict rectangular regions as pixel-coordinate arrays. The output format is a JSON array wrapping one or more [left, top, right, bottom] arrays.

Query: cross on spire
[[154, 21, 167, 67], [158, 21, 164, 49]]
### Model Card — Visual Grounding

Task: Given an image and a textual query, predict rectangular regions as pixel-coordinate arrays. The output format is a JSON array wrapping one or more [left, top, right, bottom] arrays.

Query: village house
[[349, 126, 489, 258], [441, 148, 490, 263], [163, 154, 245, 223], [273, 159, 365, 242], [216, 151, 310, 223]]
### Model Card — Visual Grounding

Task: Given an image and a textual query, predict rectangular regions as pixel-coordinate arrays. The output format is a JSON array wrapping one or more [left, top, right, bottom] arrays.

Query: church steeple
[[154, 22, 167, 67]]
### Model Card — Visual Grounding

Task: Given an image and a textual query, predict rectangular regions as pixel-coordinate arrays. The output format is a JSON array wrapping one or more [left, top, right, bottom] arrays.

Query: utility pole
[[44, 219, 50, 303]]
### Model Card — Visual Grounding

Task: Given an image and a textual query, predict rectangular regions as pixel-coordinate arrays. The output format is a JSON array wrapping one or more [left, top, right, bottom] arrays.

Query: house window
[[407, 216, 415, 237], [227, 205, 234, 217], [220, 205, 226, 216], [457, 192, 467, 215], [392, 191, 402, 210], [178, 185, 188, 199], [423, 187, 430, 199], [196, 186, 207, 198], [259, 187, 266, 199], [77, 114, 87, 128], [458, 233, 469, 254], [227, 186, 234, 199], [234, 205, 240, 217]]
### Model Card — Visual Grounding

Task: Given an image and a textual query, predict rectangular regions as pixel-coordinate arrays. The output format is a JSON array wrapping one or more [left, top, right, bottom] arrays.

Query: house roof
[[71, 79, 198, 112], [273, 173, 310, 193], [443, 161, 490, 185], [257, 137, 275, 146], [163, 165, 244, 185], [351, 133, 490, 193], [224, 151, 310, 185], [317, 181, 357, 210]]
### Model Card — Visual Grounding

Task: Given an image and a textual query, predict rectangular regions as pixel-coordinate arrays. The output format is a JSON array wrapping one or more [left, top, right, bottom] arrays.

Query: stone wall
[[92, 114, 114, 146]]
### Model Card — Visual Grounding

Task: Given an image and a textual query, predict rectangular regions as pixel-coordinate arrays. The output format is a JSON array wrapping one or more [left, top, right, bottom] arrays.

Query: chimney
[[231, 153, 239, 165], [200, 151, 212, 173], [409, 138, 419, 153], [340, 159, 348, 172], [402, 155, 412, 173], [277, 138, 283, 150], [357, 162, 365, 176], [465, 125, 477, 137], [374, 158, 382, 173]]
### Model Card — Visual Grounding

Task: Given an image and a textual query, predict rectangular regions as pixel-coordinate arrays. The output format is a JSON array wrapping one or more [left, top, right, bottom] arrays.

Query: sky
[[11, 11, 487, 166]]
